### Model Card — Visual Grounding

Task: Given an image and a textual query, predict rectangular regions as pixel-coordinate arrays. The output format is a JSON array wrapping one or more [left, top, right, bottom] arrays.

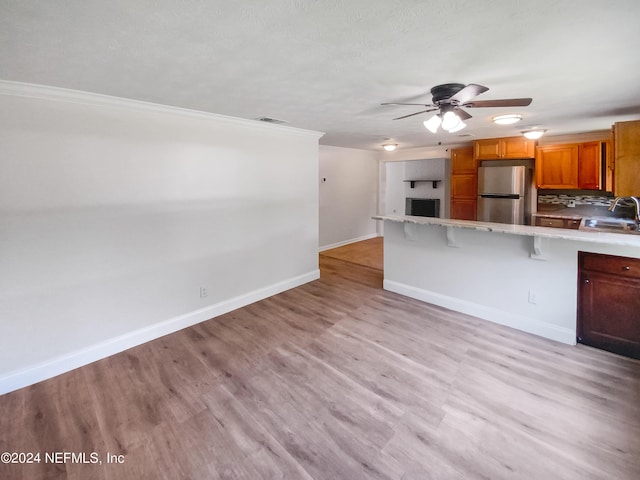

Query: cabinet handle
[[584, 279, 590, 284], [623, 266, 631, 271]]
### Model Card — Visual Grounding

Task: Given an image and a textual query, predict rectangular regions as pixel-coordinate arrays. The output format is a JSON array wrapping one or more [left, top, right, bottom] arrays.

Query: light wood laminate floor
[[1, 242, 639, 479], [320, 236, 383, 271]]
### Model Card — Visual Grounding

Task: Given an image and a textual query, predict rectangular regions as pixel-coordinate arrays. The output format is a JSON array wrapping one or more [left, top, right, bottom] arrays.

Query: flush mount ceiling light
[[492, 114, 523, 125], [522, 129, 547, 140], [382, 143, 398, 151]]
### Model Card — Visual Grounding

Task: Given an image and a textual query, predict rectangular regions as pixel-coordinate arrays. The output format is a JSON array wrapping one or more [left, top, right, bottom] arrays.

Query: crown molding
[[537, 130, 611, 146], [0, 80, 324, 140]]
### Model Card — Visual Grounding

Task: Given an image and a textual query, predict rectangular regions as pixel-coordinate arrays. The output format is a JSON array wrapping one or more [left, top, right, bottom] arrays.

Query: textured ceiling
[[1, 0, 639, 150]]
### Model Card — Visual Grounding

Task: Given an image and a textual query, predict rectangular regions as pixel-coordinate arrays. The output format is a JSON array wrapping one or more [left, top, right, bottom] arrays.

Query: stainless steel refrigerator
[[477, 166, 529, 225]]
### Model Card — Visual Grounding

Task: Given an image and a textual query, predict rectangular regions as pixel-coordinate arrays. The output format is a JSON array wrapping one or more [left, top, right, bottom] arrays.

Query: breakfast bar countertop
[[373, 214, 640, 247]]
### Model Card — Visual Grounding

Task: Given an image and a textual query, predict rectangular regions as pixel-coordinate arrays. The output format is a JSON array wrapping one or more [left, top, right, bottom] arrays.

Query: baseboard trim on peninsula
[[0, 270, 320, 396], [383, 279, 576, 346], [319, 233, 380, 252]]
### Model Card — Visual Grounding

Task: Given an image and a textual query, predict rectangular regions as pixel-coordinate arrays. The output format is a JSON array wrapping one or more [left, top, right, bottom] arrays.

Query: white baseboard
[[319, 233, 381, 252], [384, 279, 576, 346], [0, 270, 320, 396]]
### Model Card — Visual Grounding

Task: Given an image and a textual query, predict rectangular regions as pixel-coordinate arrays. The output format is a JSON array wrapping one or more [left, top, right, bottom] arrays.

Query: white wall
[[0, 83, 322, 393], [319, 145, 379, 250], [384, 161, 406, 215], [383, 220, 640, 345], [378, 144, 467, 226], [384, 159, 448, 218]]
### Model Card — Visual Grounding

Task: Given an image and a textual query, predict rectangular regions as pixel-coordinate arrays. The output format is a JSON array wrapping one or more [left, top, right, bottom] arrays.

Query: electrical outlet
[[528, 290, 537, 304], [200, 287, 208, 298]]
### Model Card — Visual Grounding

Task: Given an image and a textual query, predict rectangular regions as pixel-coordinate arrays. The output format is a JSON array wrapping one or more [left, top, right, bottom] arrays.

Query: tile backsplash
[[538, 194, 612, 207]]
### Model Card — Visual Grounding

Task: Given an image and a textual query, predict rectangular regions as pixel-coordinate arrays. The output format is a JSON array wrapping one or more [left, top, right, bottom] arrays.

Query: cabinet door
[[536, 144, 579, 188], [475, 137, 535, 160], [578, 271, 640, 360], [578, 142, 602, 190], [450, 198, 477, 220], [474, 139, 501, 160], [451, 147, 476, 173], [502, 137, 535, 159], [605, 138, 614, 192], [450, 174, 477, 198], [614, 120, 640, 196]]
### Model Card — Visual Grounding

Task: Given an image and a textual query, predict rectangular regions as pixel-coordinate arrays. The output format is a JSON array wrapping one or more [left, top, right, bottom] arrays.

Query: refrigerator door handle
[[479, 194, 521, 199]]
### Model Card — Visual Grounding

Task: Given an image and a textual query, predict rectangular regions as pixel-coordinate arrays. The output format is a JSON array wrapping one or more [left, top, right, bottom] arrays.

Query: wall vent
[[255, 116, 289, 124]]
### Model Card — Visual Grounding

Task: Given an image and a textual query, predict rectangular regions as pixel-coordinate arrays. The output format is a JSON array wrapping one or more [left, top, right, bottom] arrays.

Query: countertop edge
[[532, 212, 584, 220], [373, 215, 640, 247]]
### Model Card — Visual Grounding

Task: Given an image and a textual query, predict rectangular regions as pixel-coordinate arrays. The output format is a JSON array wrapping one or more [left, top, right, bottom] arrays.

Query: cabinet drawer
[[565, 218, 581, 230], [535, 217, 564, 228], [580, 252, 640, 279]]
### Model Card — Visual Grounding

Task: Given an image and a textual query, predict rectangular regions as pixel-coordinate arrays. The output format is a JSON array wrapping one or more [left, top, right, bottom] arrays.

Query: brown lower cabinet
[[578, 252, 640, 359], [450, 198, 477, 221]]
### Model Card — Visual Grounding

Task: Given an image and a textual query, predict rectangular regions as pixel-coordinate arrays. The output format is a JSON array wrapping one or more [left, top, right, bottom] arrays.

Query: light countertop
[[533, 210, 584, 220], [373, 214, 640, 247]]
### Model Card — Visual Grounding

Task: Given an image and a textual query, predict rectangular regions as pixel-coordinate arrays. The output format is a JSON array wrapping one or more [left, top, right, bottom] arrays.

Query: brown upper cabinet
[[474, 136, 536, 160], [536, 144, 579, 189], [536, 141, 607, 190], [451, 146, 477, 173], [578, 142, 602, 190], [613, 120, 640, 196]]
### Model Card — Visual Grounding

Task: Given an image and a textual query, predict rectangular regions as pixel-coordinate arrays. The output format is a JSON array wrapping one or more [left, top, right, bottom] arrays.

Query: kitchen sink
[[579, 217, 640, 234]]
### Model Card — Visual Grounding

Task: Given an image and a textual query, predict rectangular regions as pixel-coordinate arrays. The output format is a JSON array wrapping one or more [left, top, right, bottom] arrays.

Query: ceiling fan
[[382, 83, 532, 133]]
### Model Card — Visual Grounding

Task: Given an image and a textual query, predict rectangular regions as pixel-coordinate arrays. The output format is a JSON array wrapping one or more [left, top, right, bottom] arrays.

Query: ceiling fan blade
[[449, 84, 489, 104], [392, 108, 439, 120], [454, 108, 472, 120], [382, 102, 436, 107], [463, 98, 533, 108]]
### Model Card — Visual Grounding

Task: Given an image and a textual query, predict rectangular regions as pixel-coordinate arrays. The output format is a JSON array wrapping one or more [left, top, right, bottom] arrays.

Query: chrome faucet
[[609, 196, 640, 223]]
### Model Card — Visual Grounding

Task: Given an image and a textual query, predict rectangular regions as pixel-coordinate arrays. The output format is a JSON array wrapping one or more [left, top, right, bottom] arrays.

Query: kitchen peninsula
[[375, 215, 640, 345]]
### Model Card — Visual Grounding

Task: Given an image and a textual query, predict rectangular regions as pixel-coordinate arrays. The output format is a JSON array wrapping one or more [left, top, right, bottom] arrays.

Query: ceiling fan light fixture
[[492, 114, 523, 125], [382, 143, 398, 151], [441, 111, 461, 131], [424, 114, 442, 133], [447, 120, 466, 133], [522, 129, 546, 140]]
